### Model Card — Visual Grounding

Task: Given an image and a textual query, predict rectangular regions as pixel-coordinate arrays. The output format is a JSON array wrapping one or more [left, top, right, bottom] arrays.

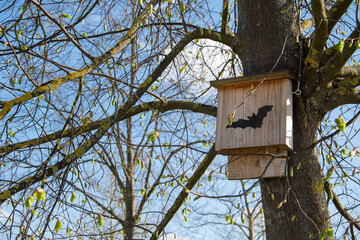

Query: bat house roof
[[210, 70, 296, 89]]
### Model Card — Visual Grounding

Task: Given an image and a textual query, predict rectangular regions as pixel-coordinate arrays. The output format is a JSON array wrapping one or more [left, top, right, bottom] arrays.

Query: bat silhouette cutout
[[226, 105, 273, 129]]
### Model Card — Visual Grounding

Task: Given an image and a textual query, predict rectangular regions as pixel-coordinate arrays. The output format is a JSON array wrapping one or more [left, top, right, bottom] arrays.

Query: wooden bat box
[[210, 70, 295, 179]]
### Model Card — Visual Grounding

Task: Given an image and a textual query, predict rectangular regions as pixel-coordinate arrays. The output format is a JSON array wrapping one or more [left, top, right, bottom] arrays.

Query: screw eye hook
[[293, 89, 301, 96]]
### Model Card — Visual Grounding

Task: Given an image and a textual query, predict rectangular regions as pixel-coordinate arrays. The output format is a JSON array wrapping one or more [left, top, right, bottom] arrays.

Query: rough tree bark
[[234, 0, 331, 239]]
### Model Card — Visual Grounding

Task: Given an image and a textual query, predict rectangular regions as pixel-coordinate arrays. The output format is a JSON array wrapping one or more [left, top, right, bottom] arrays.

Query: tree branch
[[0, 0, 159, 121], [30, 0, 94, 61], [326, 0, 353, 36], [324, 88, 360, 112], [149, 145, 217, 240], [324, 181, 360, 231], [338, 65, 360, 79], [321, 21, 360, 84], [302, 0, 328, 91], [0, 100, 216, 155], [221, 0, 230, 34], [0, 27, 228, 205]]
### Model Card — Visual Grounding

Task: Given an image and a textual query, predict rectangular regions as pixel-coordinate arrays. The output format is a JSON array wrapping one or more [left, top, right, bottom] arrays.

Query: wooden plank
[[215, 78, 293, 152], [227, 148, 287, 179], [210, 70, 296, 88]]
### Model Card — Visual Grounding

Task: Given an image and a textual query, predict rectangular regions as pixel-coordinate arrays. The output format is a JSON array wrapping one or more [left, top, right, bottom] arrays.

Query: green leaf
[[97, 215, 103, 227], [289, 167, 293, 177], [147, 131, 159, 142], [10, 78, 15, 87], [60, 14, 71, 18], [21, 45, 28, 50], [25, 196, 34, 208], [141, 188, 146, 195], [180, 173, 185, 184], [356, 41, 360, 49], [16, 30, 22, 39], [70, 191, 76, 203], [326, 154, 333, 165], [202, 120, 206, 127], [180, 1, 186, 14], [33, 188, 46, 201], [138, 0, 143, 5], [55, 220, 62, 233], [324, 166, 337, 182], [324, 228, 334, 239], [349, 149, 357, 157], [10, 130, 15, 137], [149, 4, 153, 14], [193, 196, 201, 201], [335, 116, 346, 132], [82, 33, 87, 37], [337, 39, 345, 53], [341, 149, 347, 156], [352, 167, 357, 176], [199, 28, 203, 35], [166, 6, 172, 18], [208, 172, 212, 182], [82, 117, 89, 126], [216, 33, 221, 41]]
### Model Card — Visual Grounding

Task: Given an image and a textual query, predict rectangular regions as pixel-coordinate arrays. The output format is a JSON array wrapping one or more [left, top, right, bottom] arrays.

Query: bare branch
[[327, 0, 353, 36], [150, 145, 217, 240], [221, 0, 230, 34], [338, 65, 360, 79], [302, 0, 328, 90], [30, 0, 95, 61], [0, 0, 158, 121], [324, 87, 360, 112], [324, 181, 360, 231], [0, 100, 216, 155], [321, 22, 360, 84], [0, 27, 228, 205]]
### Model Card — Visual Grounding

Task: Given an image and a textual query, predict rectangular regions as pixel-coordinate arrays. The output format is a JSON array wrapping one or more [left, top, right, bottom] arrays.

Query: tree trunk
[[234, 1, 331, 239], [235, 0, 299, 75]]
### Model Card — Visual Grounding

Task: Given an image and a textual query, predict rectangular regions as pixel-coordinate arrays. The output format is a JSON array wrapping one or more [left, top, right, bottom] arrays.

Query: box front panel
[[215, 79, 292, 152]]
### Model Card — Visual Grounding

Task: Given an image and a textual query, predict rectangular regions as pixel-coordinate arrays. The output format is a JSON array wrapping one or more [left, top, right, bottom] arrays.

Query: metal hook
[[293, 89, 301, 95]]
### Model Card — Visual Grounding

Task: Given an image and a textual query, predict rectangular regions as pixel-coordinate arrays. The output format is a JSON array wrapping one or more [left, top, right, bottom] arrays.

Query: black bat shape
[[226, 105, 273, 129]]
